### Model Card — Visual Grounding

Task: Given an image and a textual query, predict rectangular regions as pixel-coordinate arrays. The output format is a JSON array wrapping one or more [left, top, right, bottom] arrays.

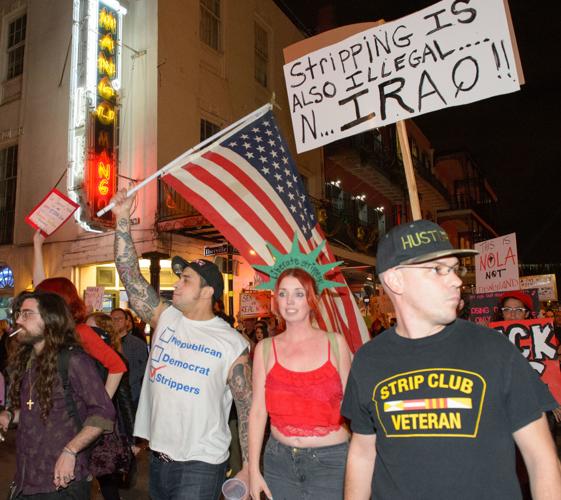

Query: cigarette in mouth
[[9, 328, 22, 337]]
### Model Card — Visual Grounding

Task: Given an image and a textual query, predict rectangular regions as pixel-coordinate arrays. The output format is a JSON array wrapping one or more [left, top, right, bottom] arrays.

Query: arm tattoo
[[228, 349, 252, 464], [114, 216, 163, 323]]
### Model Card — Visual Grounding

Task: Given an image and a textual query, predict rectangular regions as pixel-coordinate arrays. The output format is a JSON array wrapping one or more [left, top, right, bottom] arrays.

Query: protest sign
[[490, 318, 561, 404], [84, 286, 105, 312], [520, 274, 558, 302], [465, 288, 539, 326], [474, 233, 519, 294], [283, 0, 522, 153], [25, 188, 80, 236], [239, 290, 271, 319]]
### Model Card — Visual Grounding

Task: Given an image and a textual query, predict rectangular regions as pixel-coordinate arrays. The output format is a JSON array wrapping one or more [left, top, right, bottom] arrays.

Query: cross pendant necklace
[[27, 367, 36, 411]]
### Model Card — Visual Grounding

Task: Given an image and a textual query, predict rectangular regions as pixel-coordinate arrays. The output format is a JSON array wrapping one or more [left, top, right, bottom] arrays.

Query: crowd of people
[[0, 191, 561, 500]]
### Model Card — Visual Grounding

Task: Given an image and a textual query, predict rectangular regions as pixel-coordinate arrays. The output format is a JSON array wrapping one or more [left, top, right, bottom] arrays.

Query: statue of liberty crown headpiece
[[253, 236, 345, 294]]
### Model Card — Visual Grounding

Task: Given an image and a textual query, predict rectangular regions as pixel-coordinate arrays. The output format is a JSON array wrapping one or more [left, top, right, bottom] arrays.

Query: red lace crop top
[[265, 337, 344, 437]]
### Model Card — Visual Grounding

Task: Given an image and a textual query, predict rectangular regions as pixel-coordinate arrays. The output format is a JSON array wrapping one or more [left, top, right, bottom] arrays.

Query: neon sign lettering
[[99, 8, 116, 33]]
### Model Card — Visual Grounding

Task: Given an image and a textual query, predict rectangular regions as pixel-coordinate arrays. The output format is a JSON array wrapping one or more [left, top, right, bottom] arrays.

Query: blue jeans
[[264, 436, 348, 500], [149, 452, 228, 500]]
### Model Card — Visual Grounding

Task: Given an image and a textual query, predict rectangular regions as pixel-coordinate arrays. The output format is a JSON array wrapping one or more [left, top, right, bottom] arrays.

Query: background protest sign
[[465, 288, 539, 326], [239, 290, 271, 319], [474, 233, 519, 294], [283, 0, 522, 153], [25, 188, 79, 236], [490, 318, 561, 405], [84, 286, 105, 312], [520, 274, 558, 302]]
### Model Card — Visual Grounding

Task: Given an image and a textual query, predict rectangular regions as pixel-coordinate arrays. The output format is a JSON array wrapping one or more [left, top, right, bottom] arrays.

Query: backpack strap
[[262, 337, 273, 370], [327, 332, 340, 370], [57, 347, 83, 431]]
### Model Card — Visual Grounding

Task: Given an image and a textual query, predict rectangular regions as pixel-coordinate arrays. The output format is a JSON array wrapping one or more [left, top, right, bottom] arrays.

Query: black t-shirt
[[342, 319, 557, 500]]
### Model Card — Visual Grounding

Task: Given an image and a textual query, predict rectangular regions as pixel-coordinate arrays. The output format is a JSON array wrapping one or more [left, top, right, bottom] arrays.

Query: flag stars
[[246, 152, 255, 159], [265, 129, 273, 136], [268, 139, 276, 147], [228, 141, 237, 147], [272, 161, 280, 170], [286, 180, 293, 188], [252, 127, 260, 133], [284, 168, 291, 176], [261, 167, 270, 175], [259, 155, 267, 163], [276, 185, 285, 193], [288, 192, 295, 200], [256, 145, 265, 153], [242, 142, 252, 150], [241, 134, 249, 139], [290, 204, 296, 213], [254, 136, 263, 143], [270, 150, 278, 158], [274, 173, 282, 181], [282, 157, 289, 165]]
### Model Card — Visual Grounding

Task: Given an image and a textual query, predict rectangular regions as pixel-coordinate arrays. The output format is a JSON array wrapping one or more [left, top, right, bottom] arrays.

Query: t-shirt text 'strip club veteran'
[[373, 368, 486, 437]]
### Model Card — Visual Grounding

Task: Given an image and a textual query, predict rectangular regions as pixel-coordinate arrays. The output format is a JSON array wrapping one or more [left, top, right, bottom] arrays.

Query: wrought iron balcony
[[310, 195, 381, 256]]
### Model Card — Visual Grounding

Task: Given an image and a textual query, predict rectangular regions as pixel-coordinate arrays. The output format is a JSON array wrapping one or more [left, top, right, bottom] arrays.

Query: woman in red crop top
[[248, 268, 352, 500]]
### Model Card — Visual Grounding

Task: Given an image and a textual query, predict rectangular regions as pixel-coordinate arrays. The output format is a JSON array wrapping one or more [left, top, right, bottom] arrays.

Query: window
[[200, 118, 220, 141], [254, 23, 268, 87], [0, 145, 17, 243], [6, 14, 26, 79], [200, 0, 221, 50]]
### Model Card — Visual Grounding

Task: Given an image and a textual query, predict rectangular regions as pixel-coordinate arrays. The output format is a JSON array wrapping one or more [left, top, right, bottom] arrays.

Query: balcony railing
[[311, 195, 381, 256]]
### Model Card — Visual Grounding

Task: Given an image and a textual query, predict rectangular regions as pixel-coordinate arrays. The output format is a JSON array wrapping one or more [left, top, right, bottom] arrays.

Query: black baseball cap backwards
[[376, 220, 479, 275], [171, 256, 224, 300]]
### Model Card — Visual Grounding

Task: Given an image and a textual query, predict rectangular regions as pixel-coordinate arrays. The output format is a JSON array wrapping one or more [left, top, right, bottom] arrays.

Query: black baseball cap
[[376, 220, 478, 274], [171, 256, 224, 300]]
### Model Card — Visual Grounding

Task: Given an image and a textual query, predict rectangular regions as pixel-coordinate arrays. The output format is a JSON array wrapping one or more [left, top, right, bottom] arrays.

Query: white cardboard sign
[[474, 232, 519, 294], [283, 0, 520, 153]]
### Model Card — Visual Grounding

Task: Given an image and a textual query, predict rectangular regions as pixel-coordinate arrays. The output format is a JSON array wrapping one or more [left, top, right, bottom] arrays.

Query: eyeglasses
[[14, 310, 41, 321], [501, 307, 526, 314], [396, 263, 468, 277]]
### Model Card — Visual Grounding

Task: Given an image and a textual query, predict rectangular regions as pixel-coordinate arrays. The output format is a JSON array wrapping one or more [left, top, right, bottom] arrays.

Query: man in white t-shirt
[[111, 190, 251, 500]]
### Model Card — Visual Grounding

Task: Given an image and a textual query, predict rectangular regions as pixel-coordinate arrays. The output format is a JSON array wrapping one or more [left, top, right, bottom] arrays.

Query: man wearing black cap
[[110, 190, 251, 500], [342, 220, 561, 499]]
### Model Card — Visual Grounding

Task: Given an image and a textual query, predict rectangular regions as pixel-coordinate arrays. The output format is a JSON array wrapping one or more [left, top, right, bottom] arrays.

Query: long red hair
[[271, 269, 319, 330], [35, 277, 87, 324]]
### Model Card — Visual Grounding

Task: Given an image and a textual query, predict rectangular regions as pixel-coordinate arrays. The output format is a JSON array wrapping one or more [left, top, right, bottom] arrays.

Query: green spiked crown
[[253, 236, 345, 294]]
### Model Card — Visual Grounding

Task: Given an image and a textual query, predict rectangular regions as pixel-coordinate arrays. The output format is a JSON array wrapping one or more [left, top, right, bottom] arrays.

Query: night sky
[[277, 0, 561, 264]]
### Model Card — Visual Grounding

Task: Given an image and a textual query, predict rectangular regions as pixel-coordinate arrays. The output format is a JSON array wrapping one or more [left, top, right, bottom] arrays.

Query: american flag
[[163, 106, 369, 351]]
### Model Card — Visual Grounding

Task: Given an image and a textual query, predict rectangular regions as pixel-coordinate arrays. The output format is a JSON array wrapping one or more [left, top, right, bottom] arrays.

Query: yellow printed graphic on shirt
[[372, 368, 486, 438]]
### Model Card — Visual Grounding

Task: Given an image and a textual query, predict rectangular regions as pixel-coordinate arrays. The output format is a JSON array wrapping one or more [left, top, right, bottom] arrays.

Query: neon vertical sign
[[68, 0, 126, 231]]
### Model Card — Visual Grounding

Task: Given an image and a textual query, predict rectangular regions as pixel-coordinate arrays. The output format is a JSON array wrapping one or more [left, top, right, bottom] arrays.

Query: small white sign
[[474, 233, 519, 294], [84, 286, 105, 312], [520, 274, 558, 302], [25, 188, 79, 236]]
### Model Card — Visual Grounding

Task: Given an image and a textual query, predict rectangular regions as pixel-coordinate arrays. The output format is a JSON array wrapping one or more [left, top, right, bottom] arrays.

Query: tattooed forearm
[[228, 350, 252, 464], [114, 216, 161, 324]]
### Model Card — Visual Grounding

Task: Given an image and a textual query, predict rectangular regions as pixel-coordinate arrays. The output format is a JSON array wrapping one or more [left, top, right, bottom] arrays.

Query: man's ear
[[201, 285, 215, 300], [381, 268, 404, 295]]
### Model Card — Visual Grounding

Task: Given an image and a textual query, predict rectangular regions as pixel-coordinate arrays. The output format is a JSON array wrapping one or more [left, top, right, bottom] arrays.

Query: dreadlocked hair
[[8, 292, 81, 422]]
